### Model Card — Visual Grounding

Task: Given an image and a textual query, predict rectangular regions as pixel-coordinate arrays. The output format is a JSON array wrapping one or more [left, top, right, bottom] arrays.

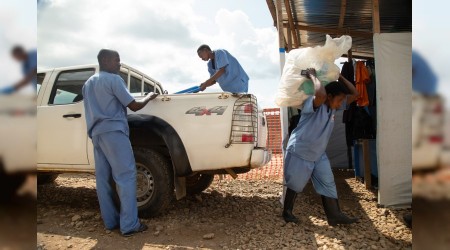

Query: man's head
[[97, 49, 121, 74], [11, 45, 27, 62], [325, 81, 350, 109], [197, 44, 212, 61]]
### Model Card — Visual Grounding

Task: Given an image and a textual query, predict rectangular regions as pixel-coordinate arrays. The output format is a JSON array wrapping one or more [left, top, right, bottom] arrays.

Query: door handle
[[63, 113, 82, 118]]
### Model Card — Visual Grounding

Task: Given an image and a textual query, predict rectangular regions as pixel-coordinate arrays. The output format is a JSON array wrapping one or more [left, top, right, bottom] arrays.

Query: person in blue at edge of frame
[[282, 68, 360, 226], [0, 45, 37, 94], [412, 50, 437, 95], [197, 44, 249, 93], [82, 49, 159, 237]]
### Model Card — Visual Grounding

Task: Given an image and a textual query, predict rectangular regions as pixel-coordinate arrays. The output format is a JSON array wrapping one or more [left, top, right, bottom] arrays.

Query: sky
[[37, 0, 281, 108]]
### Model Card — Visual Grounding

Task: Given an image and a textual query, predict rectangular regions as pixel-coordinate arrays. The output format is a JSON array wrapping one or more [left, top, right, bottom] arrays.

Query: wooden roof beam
[[283, 23, 373, 39], [284, 0, 299, 48], [266, 0, 277, 27]]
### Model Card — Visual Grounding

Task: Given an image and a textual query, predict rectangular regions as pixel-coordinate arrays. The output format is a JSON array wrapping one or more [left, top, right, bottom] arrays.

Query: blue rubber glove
[[0, 86, 15, 94]]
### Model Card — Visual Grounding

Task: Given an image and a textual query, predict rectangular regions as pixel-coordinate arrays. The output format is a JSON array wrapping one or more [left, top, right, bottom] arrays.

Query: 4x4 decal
[[186, 106, 228, 116]]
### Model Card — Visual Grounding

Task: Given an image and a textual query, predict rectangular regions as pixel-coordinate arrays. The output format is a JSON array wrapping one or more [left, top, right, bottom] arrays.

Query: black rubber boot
[[282, 188, 299, 223], [321, 195, 358, 226]]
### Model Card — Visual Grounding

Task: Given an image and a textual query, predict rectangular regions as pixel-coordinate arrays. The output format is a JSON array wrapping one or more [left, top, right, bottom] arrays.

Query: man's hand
[[147, 92, 159, 101], [305, 68, 317, 79], [128, 92, 159, 112], [199, 82, 207, 91]]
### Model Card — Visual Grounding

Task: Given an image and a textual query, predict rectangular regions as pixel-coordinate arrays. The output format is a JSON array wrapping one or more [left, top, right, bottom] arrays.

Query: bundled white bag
[[275, 35, 352, 107]]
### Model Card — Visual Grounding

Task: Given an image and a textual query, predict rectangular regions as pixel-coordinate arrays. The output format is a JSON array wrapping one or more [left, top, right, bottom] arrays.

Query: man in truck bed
[[82, 49, 158, 237], [197, 44, 249, 93]]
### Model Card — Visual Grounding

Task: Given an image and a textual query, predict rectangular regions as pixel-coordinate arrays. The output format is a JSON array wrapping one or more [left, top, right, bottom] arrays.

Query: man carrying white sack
[[275, 35, 352, 108]]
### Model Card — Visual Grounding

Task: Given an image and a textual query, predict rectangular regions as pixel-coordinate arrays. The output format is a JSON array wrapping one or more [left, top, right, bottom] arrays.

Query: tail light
[[241, 134, 254, 142], [433, 103, 443, 114], [429, 136, 443, 144], [226, 95, 258, 147]]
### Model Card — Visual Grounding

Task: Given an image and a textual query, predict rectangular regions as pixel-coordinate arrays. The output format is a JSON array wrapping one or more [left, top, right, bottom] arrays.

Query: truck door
[[37, 68, 95, 165]]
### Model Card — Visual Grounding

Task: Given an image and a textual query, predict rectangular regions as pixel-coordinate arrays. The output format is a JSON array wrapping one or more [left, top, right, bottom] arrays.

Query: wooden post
[[338, 0, 347, 28], [287, 26, 292, 51], [372, 0, 381, 33], [362, 139, 372, 189], [347, 48, 353, 63]]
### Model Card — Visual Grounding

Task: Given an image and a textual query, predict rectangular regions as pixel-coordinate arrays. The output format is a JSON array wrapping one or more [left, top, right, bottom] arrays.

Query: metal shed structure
[[267, 0, 412, 208], [266, 0, 411, 58]]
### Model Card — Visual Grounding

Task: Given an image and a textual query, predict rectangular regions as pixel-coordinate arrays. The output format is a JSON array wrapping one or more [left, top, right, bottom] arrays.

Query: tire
[[0, 172, 26, 201], [37, 173, 59, 185], [186, 173, 214, 195], [133, 148, 174, 218]]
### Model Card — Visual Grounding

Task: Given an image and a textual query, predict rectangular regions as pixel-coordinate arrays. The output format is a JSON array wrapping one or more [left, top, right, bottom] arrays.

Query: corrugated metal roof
[[266, 0, 411, 58]]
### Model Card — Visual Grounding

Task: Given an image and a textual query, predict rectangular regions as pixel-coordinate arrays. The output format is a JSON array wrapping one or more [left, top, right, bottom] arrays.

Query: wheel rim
[[136, 163, 154, 206]]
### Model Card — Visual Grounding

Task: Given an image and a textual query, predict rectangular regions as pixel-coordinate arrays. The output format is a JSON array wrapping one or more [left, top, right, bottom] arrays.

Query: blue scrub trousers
[[92, 130, 140, 234], [284, 151, 338, 199]]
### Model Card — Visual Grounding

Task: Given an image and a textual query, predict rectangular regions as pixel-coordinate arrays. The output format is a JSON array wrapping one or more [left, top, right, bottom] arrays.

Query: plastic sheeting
[[374, 33, 412, 208], [276, 35, 352, 108]]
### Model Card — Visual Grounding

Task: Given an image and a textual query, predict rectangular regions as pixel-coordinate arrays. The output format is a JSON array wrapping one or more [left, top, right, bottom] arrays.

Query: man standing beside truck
[[82, 49, 158, 237], [197, 44, 249, 93]]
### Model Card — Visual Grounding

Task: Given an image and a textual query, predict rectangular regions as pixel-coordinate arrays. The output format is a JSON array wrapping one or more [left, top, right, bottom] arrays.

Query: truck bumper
[[250, 148, 272, 168]]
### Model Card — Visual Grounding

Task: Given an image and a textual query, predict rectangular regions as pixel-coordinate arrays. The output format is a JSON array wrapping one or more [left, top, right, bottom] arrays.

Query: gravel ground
[[37, 170, 411, 249]]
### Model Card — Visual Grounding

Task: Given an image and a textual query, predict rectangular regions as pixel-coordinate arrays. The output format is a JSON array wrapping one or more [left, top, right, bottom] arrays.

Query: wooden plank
[[276, 0, 285, 50], [266, 0, 277, 26], [362, 139, 372, 189], [285, 23, 373, 39], [284, 0, 299, 48], [372, 0, 381, 33], [338, 0, 347, 28], [287, 25, 292, 51]]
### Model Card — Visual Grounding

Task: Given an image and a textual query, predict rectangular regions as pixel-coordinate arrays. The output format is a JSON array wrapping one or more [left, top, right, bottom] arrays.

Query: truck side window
[[144, 80, 161, 94], [129, 75, 141, 94], [48, 69, 95, 105], [37, 73, 45, 94]]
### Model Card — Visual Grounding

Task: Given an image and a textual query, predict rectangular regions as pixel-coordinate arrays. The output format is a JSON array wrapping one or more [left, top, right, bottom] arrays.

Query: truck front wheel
[[186, 173, 214, 195], [133, 148, 174, 218]]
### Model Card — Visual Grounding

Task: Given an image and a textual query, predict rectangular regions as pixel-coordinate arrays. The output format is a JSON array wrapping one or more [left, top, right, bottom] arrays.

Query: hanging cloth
[[355, 61, 370, 107]]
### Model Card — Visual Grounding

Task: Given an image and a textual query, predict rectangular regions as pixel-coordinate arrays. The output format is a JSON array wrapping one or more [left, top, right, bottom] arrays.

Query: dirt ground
[[36, 170, 412, 250]]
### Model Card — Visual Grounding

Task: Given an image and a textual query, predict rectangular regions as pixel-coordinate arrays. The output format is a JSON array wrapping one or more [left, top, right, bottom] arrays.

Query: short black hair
[[97, 49, 118, 65], [11, 45, 25, 55], [197, 44, 211, 53], [325, 81, 350, 97]]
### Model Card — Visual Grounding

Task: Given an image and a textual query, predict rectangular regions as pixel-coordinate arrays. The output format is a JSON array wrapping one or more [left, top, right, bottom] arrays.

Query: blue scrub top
[[23, 50, 37, 88], [207, 49, 249, 93], [287, 96, 336, 162], [412, 51, 437, 95], [82, 71, 135, 138]]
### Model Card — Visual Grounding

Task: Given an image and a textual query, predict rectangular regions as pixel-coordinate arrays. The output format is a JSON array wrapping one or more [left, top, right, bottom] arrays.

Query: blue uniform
[[207, 49, 249, 93], [412, 51, 437, 95], [23, 50, 37, 88], [82, 71, 141, 234], [284, 96, 338, 198]]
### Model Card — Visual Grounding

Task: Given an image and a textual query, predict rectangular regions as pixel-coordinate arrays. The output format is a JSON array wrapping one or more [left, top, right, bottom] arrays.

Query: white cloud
[[38, 0, 280, 107]]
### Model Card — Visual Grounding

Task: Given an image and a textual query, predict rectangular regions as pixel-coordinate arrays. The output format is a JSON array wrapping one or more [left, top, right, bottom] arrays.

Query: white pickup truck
[[36, 64, 271, 217]]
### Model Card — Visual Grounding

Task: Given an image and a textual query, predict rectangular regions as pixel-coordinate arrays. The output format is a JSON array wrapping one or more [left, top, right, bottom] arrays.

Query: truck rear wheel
[[133, 148, 174, 218], [186, 173, 214, 195], [37, 173, 59, 185]]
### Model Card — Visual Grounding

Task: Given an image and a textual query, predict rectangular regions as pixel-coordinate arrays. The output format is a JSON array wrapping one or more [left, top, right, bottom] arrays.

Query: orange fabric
[[355, 61, 370, 106]]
